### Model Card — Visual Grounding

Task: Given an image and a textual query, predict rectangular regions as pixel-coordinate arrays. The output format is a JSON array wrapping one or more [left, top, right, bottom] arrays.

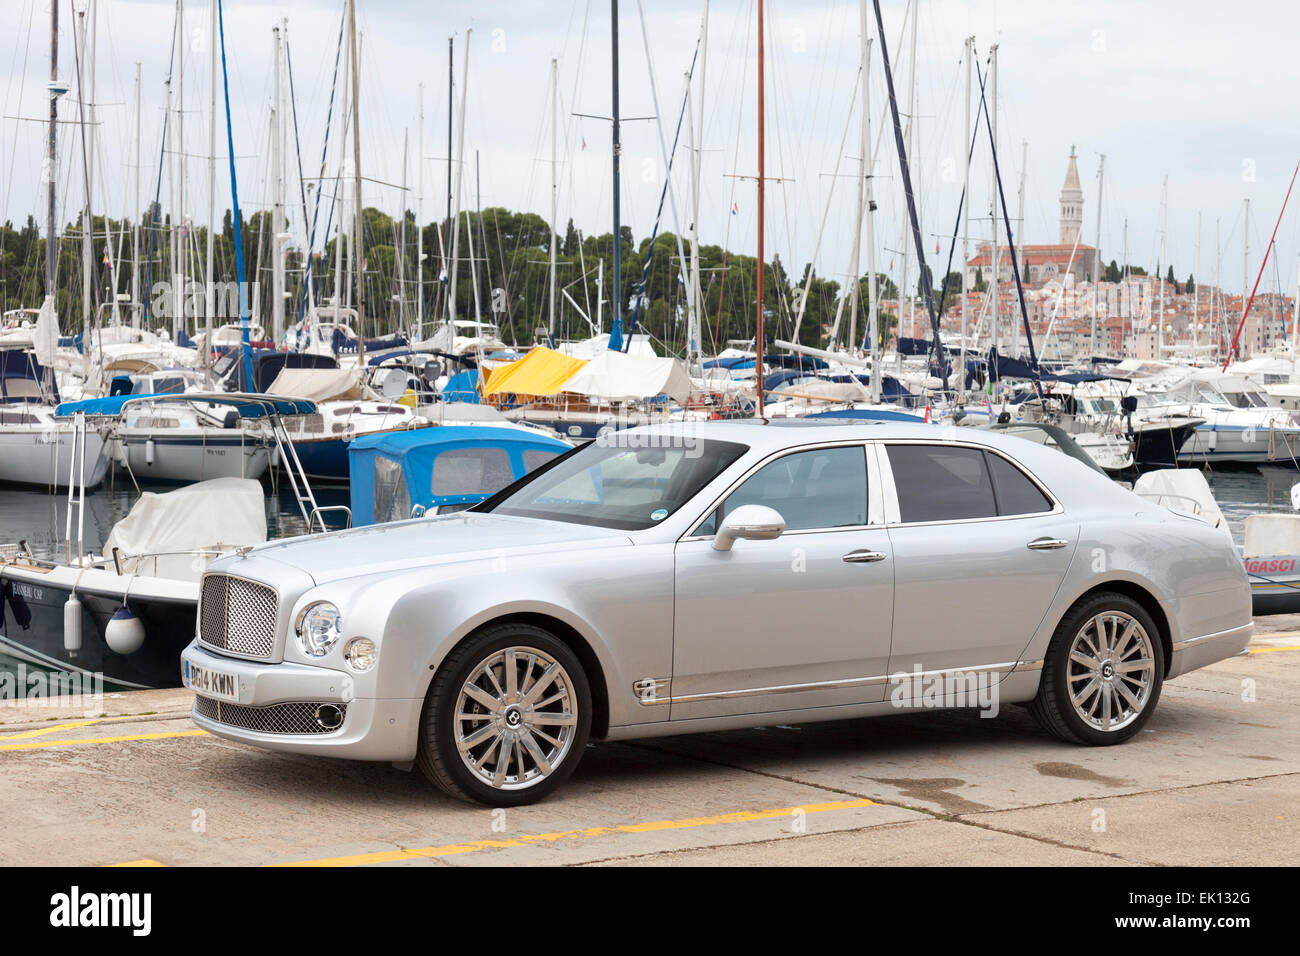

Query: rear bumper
[[1167, 622, 1253, 680], [181, 639, 421, 761]]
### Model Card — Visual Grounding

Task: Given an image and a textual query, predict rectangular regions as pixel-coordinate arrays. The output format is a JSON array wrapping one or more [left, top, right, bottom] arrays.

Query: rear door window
[[887, 444, 996, 522]]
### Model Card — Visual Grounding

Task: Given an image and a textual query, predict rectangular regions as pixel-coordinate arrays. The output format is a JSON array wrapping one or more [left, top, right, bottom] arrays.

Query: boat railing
[[307, 505, 352, 533], [1135, 492, 1204, 515]]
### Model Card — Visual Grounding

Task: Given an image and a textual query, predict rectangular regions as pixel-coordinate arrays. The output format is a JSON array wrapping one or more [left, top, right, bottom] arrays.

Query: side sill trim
[[640, 659, 1042, 706], [1171, 622, 1253, 653]]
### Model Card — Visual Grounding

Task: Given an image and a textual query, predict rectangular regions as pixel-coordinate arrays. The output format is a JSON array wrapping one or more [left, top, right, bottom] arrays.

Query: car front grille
[[199, 574, 278, 659], [193, 696, 346, 735]]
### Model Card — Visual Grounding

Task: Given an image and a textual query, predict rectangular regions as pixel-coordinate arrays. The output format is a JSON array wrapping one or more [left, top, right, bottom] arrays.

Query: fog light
[[314, 704, 344, 730], [344, 637, 377, 672]]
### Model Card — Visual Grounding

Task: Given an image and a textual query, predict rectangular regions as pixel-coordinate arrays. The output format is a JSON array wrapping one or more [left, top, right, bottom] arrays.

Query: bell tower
[[1060, 146, 1084, 245]]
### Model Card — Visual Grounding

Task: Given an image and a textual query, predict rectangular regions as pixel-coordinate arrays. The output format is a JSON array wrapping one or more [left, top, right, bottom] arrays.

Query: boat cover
[[265, 367, 366, 403], [1132, 468, 1231, 539], [483, 347, 588, 399], [103, 477, 268, 581], [561, 350, 692, 403]]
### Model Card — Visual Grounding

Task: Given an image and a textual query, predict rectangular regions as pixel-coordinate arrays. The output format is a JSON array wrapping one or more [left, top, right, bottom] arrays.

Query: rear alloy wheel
[[1031, 593, 1165, 745], [418, 625, 591, 805]]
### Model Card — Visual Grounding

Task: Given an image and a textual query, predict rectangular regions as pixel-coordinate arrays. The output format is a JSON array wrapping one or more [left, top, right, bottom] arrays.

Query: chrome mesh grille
[[193, 696, 345, 735], [199, 574, 278, 659]]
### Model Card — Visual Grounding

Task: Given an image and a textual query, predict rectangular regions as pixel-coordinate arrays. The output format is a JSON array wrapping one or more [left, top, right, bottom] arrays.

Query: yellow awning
[[482, 346, 588, 398]]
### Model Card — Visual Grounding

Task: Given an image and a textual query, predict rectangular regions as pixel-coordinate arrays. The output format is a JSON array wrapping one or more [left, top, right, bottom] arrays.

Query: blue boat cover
[[440, 369, 481, 403], [348, 425, 569, 526], [54, 392, 317, 418], [0, 349, 58, 403]]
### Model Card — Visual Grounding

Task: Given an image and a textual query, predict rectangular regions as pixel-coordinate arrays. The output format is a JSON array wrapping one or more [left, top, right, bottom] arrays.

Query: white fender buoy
[[145, 438, 155, 466], [105, 605, 145, 655], [63, 594, 82, 655], [1290, 482, 1300, 512]]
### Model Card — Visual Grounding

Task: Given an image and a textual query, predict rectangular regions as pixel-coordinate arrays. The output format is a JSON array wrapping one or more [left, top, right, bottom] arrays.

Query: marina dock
[[4, 616, 1297, 867]]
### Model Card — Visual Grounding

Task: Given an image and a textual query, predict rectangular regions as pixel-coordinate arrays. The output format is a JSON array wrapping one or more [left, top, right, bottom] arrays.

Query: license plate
[[184, 661, 240, 703]]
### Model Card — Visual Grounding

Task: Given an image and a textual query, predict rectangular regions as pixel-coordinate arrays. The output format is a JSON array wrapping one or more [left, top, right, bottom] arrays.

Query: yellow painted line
[[0, 729, 207, 751], [0, 714, 146, 741], [272, 798, 881, 868], [107, 859, 166, 867], [1248, 644, 1300, 654]]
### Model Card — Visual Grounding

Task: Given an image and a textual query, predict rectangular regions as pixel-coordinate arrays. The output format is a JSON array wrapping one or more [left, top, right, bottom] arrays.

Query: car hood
[[249, 512, 633, 585]]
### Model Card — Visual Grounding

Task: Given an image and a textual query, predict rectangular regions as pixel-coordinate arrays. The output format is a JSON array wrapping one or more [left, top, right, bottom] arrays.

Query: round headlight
[[344, 637, 378, 672], [295, 601, 342, 657]]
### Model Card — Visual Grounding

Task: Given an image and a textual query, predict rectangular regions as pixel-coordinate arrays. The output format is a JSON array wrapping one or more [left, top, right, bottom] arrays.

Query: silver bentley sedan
[[182, 421, 1252, 805]]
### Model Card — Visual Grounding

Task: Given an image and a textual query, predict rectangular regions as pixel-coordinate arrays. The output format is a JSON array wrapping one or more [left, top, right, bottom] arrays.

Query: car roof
[[618, 418, 1009, 451]]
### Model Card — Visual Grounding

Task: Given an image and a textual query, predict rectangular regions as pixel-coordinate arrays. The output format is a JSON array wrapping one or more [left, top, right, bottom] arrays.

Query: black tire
[[417, 623, 591, 806], [1030, 591, 1165, 746]]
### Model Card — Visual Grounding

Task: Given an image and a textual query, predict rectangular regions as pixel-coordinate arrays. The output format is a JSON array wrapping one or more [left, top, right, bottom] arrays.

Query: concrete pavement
[[1, 618, 1296, 866]]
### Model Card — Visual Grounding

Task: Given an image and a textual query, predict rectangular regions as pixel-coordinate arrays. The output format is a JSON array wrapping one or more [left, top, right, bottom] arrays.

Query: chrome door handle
[[1027, 537, 1069, 551], [843, 549, 888, 563]]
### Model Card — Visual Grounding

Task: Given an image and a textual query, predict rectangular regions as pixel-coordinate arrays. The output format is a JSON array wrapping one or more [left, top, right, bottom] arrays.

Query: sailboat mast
[[959, 34, 971, 404], [989, 43, 998, 356], [449, 30, 471, 329], [445, 37, 453, 323], [133, 61, 141, 325], [272, 22, 286, 342], [549, 57, 558, 341], [347, 0, 365, 358], [847, 11, 867, 356], [610, 0, 623, 348], [417, 82, 424, 336], [46, 1, 58, 299], [755, 0, 766, 417], [205, 0, 215, 357], [175, 0, 184, 340]]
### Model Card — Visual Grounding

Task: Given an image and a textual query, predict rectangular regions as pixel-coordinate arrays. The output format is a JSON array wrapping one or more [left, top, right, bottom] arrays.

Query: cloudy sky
[[2, 0, 1297, 298]]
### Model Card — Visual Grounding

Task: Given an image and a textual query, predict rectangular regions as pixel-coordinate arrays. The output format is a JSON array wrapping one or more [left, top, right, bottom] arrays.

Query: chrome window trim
[[679, 440, 878, 542], [876, 439, 1064, 529]]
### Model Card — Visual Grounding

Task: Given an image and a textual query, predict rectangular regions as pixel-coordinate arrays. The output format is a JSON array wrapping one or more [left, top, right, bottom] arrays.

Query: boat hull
[[0, 429, 111, 489], [118, 433, 270, 483], [1244, 554, 1300, 615], [0, 563, 194, 688]]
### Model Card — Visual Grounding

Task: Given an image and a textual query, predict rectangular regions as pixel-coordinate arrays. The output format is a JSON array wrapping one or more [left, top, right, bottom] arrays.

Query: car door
[[669, 443, 895, 721], [880, 441, 1079, 676]]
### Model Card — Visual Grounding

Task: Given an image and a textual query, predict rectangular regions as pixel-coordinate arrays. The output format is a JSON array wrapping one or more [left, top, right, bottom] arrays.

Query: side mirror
[[712, 504, 786, 551]]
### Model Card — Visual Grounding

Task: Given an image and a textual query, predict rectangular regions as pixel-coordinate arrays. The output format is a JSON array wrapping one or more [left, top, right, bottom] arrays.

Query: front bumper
[[181, 639, 422, 761]]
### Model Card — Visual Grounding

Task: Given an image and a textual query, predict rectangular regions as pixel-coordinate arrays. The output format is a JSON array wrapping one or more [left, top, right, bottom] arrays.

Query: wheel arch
[[1069, 580, 1173, 676], [434, 610, 611, 740]]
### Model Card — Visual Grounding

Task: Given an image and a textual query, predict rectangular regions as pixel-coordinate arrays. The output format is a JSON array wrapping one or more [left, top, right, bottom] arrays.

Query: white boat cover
[[1132, 468, 1231, 539], [561, 350, 693, 403], [1244, 513, 1300, 559], [103, 477, 267, 581], [266, 366, 365, 403]]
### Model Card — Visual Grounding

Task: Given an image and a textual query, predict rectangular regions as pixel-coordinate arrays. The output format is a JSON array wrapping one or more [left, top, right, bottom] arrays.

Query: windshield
[[485, 437, 748, 530]]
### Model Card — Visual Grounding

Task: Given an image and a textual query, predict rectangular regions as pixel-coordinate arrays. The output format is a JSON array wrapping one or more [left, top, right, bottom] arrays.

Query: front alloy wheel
[[1031, 592, 1165, 745], [419, 624, 591, 805], [454, 646, 579, 791]]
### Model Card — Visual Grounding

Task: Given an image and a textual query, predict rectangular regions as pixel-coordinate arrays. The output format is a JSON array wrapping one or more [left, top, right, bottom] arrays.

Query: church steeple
[[1060, 146, 1084, 245]]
